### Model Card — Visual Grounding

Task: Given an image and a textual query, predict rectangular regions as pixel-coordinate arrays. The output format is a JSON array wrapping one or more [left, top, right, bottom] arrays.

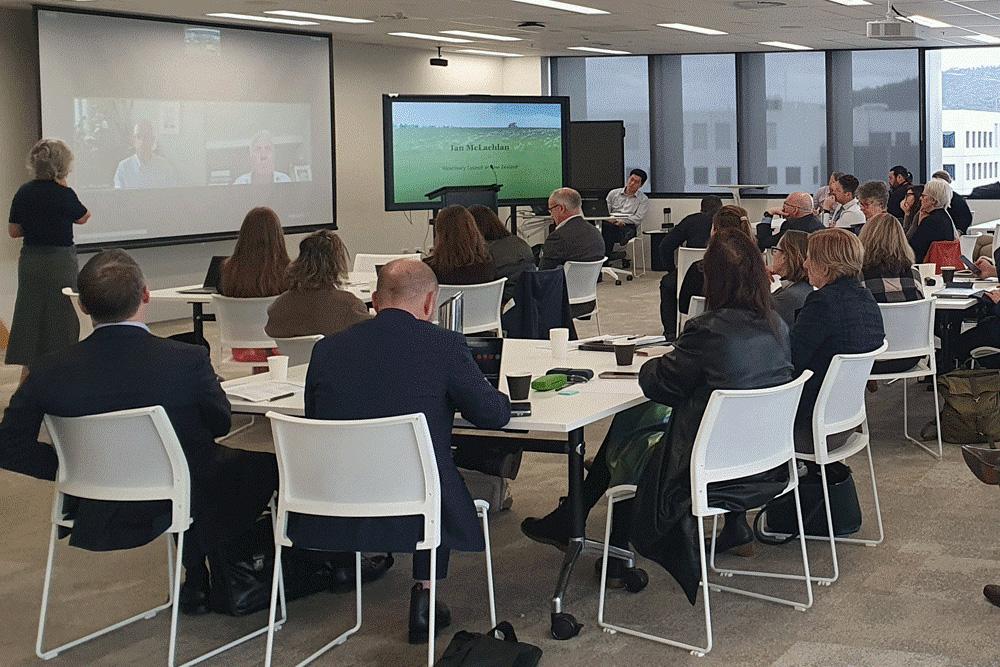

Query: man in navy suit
[[298, 259, 511, 644], [0, 250, 277, 615]]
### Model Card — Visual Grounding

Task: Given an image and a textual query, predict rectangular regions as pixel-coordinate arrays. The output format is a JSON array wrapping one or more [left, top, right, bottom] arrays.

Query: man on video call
[[603, 168, 649, 259], [113, 119, 177, 189], [233, 130, 292, 185]]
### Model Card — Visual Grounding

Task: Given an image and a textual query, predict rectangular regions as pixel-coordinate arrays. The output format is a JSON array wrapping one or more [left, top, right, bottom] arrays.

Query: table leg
[[192, 303, 205, 341], [550, 428, 586, 640]]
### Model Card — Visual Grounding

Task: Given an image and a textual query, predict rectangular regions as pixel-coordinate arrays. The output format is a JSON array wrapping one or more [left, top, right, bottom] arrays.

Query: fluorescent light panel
[[966, 33, 1000, 44], [567, 46, 631, 54], [264, 10, 372, 24], [388, 32, 473, 43], [908, 15, 952, 28], [456, 49, 524, 57], [826, 0, 871, 6], [206, 13, 318, 26], [658, 23, 727, 36], [759, 40, 812, 51], [442, 30, 523, 41], [511, 0, 609, 15]]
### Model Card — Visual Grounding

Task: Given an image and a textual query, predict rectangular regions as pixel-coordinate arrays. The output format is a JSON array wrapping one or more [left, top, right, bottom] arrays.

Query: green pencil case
[[531, 374, 568, 392]]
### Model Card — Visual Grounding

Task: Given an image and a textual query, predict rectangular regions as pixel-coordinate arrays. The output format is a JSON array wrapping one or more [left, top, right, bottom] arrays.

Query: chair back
[[960, 234, 978, 259], [689, 371, 812, 516], [44, 407, 191, 532], [437, 279, 506, 335], [874, 299, 935, 366], [353, 253, 421, 274], [211, 294, 279, 349], [689, 295, 706, 318], [813, 341, 888, 451], [563, 258, 605, 306], [61, 287, 94, 339], [266, 411, 441, 550], [274, 335, 323, 366], [676, 247, 707, 297]]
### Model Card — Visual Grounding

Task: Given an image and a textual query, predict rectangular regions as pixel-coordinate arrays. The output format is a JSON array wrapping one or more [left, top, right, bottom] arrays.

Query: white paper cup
[[267, 355, 289, 382], [550, 327, 569, 361], [915, 263, 937, 284]]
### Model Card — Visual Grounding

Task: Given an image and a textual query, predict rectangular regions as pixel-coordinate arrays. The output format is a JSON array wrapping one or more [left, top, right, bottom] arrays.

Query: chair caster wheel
[[615, 280, 622, 286], [622, 567, 649, 593], [626, 275, 634, 281], [550, 612, 583, 640]]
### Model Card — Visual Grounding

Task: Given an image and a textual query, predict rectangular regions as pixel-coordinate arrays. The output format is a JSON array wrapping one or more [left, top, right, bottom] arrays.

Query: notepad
[[225, 381, 302, 403]]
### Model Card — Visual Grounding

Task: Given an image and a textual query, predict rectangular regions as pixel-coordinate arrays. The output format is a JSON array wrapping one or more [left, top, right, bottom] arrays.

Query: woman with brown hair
[[219, 207, 290, 362], [678, 204, 754, 321], [424, 205, 495, 285], [770, 230, 812, 326], [900, 184, 924, 239], [469, 205, 534, 301], [265, 230, 371, 339]]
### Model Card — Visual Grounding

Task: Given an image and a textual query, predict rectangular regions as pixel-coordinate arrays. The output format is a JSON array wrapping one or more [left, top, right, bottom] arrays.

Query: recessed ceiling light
[[758, 40, 812, 51], [456, 49, 525, 57], [658, 23, 727, 36], [567, 46, 631, 54], [206, 13, 319, 26], [388, 32, 474, 43], [908, 15, 952, 29], [264, 10, 372, 24], [511, 0, 609, 16], [965, 33, 1000, 44], [442, 30, 523, 41], [826, 0, 871, 6]]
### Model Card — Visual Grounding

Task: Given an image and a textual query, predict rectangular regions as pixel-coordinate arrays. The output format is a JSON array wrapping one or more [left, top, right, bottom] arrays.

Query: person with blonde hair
[[265, 230, 371, 339], [790, 229, 885, 452], [6, 138, 91, 381], [769, 230, 812, 326]]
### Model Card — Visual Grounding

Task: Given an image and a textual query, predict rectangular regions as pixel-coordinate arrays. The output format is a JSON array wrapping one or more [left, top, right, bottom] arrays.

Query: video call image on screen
[[37, 9, 333, 246], [388, 100, 565, 207]]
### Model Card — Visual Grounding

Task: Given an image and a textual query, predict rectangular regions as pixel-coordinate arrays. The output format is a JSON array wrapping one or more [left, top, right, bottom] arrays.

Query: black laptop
[[582, 198, 611, 218], [467, 337, 504, 389], [178, 256, 227, 294]]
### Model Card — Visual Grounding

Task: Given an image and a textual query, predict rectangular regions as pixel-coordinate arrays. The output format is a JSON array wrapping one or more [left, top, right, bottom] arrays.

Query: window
[[767, 166, 778, 184], [813, 166, 820, 183], [552, 56, 650, 187], [766, 122, 778, 150], [785, 166, 801, 185], [716, 166, 732, 183], [943, 131, 955, 148], [943, 164, 956, 179], [967, 131, 972, 148], [650, 53, 738, 192], [894, 132, 911, 146]]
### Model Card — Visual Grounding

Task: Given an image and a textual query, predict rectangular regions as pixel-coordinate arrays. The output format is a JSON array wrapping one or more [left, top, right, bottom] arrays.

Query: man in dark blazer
[[538, 187, 605, 271], [887, 165, 912, 220], [0, 250, 277, 615], [296, 259, 511, 644]]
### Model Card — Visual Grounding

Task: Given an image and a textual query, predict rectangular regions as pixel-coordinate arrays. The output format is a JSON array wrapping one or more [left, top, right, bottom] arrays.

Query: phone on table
[[960, 255, 982, 277], [598, 371, 639, 379], [511, 401, 532, 417]]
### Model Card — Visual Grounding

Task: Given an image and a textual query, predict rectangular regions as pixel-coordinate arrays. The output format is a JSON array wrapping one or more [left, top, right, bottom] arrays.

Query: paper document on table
[[574, 378, 642, 395], [225, 381, 302, 403]]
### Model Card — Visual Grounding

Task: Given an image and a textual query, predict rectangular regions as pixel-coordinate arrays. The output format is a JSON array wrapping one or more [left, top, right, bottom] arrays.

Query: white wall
[[0, 7, 545, 324]]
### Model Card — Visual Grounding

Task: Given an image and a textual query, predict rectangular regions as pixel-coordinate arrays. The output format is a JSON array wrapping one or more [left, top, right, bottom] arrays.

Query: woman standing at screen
[[6, 139, 90, 382]]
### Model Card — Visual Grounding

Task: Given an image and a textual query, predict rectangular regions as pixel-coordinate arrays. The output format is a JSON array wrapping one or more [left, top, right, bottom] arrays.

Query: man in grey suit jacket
[[538, 187, 605, 271]]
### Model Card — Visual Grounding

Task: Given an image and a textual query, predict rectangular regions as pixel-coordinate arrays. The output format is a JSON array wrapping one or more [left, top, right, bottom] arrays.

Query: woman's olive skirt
[[5, 245, 80, 367]]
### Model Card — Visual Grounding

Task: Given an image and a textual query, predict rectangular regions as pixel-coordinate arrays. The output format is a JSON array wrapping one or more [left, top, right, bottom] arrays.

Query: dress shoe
[[408, 583, 452, 644], [709, 514, 755, 557], [520, 497, 571, 551], [985, 584, 1000, 608], [179, 581, 210, 616], [329, 554, 394, 592]]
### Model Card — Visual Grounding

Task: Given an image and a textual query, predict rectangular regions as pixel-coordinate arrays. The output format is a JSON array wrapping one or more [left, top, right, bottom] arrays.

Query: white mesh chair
[[869, 299, 942, 459], [676, 247, 707, 337], [61, 287, 94, 339], [437, 278, 507, 336], [763, 341, 889, 586], [211, 294, 279, 367], [602, 236, 647, 285], [688, 296, 707, 319], [564, 258, 606, 334], [353, 253, 421, 274], [39, 407, 285, 666], [265, 412, 496, 667], [597, 372, 814, 657], [274, 335, 324, 367]]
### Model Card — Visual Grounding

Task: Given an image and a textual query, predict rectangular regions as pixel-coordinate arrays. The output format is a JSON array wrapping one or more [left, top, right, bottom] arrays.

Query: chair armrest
[[605, 484, 638, 502]]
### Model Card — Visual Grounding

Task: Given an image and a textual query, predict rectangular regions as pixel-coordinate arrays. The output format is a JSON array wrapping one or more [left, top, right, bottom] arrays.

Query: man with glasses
[[757, 192, 822, 249], [538, 187, 604, 271], [856, 180, 889, 221]]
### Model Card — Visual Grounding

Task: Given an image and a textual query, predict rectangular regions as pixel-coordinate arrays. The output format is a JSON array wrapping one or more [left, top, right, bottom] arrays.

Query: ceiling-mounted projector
[[867, 19, 926, 41]]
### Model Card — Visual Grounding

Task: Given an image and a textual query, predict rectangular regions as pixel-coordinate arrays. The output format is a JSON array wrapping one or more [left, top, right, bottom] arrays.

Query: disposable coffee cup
[[614, 340, 636, 366], [915, 263, 937, 285], [506, 373, 532, 401], [942, 266, 956, 284], [267, 355, 289, 382], [550, 327, 569, 361]]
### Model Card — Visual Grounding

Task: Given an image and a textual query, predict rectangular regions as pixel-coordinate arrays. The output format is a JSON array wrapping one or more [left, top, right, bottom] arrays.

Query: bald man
[[539, 187, 605, 271], [759, 192, 823, 248], [297, 259, 510, 644]]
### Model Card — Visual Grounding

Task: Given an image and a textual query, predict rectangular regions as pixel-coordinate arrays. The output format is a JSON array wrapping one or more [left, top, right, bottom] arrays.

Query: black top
[[8, 180, 86, 247], [909, 208, 955, 263], [948, 193, 973, 234], [887, 182, 910, 220], [659, 212, 712, 271]]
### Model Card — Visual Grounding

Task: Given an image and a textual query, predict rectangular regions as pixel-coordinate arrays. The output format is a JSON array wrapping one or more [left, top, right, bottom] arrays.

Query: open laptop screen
[[466, 337, 503, 389]]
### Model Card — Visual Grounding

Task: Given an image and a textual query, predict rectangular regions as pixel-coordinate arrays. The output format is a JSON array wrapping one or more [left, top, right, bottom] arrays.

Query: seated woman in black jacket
[[522, 228, 794, 588], [908, 178, 957, 263]]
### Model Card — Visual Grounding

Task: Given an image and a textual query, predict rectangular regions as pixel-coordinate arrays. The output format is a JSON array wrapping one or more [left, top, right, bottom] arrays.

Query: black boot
[[710, 512, 755, 557], [408, 583, 452, 645], [520, 497, 571, 551], [329, 553, 395, 592], [180, 560, 211, 616]]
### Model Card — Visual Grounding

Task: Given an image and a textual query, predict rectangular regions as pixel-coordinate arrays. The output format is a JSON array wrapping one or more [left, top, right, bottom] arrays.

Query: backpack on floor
[[927, 369, 1000, 446]]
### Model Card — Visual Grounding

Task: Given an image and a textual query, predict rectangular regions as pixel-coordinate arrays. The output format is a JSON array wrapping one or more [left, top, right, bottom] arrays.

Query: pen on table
[[268, 392, 295, 402]]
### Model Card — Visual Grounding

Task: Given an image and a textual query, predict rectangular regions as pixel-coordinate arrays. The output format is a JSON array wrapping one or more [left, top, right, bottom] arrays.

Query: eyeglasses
[[547, 203, 563, 213]]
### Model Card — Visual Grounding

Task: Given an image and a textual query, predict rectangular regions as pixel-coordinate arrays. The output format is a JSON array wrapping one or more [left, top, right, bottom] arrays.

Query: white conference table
[[966, 218, 999, 234], [149, 272, 376, 339], [222, 337, 653, 639]]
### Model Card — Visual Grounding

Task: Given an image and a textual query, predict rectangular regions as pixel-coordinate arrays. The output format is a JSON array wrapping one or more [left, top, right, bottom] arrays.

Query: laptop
[[467, 337, 504, 389], [582, 198, 610, 218], [178, 256, 227, 294]]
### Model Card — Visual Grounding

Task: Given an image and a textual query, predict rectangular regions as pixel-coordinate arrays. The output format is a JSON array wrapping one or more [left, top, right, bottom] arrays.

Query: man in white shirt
[[827, 173, 865, 229], [233, 130, 292, 185], [113, 120, 176, 189], [603, 168, 649, 258]]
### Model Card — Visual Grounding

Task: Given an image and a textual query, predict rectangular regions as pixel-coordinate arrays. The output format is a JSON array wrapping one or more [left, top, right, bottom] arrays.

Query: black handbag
[[753, 462, 862, 544], [436, 621, 542, 667]]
